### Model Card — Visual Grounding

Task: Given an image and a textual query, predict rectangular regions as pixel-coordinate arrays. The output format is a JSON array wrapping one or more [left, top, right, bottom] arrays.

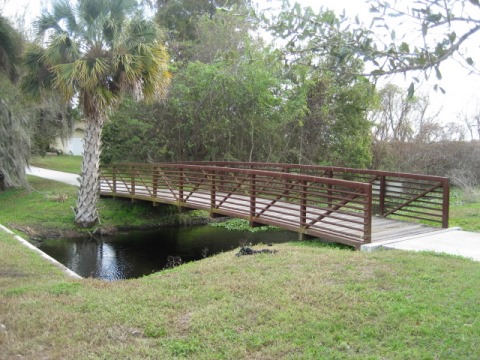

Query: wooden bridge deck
[[100, 164, 450, 248]]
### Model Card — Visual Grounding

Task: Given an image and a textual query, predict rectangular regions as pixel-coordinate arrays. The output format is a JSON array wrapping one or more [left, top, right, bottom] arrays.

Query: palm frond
[[35, 14, 64, 36], [0, 16, 23, 82], [53, 0, 79, 35], [21, 44, 56, 99], [42, 34, 79, 67]]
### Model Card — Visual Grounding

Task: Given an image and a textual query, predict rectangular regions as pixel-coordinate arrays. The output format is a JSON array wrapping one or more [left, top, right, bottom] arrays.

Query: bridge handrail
[[99, 163, 373, 247], [174, 161, 449, 228]]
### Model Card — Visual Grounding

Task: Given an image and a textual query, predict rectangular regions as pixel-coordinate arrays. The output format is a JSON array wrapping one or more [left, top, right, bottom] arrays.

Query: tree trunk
[[75, 115, 104, 227]]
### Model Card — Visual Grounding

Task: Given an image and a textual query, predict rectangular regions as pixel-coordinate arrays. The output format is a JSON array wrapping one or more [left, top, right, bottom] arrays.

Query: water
[[38, 225, 297, 280]]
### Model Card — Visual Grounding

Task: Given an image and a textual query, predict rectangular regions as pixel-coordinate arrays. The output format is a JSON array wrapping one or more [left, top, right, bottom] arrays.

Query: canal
[[38, 225, 298, 280]]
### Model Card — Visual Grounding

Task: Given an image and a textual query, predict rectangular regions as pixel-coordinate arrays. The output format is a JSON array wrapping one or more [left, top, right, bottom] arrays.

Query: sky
[[2, 0, 480, 131]]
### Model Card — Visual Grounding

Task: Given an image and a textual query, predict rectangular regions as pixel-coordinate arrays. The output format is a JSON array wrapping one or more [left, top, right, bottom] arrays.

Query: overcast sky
[[2, 0, 480, 128]]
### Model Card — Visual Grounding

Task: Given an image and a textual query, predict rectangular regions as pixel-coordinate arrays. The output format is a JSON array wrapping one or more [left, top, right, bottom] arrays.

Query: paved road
[[26, 166, 79, 186], [26, 166, 480, 262]]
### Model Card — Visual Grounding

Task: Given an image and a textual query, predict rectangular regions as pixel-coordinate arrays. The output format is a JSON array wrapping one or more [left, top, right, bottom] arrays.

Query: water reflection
[[39, 225, 297, 280]]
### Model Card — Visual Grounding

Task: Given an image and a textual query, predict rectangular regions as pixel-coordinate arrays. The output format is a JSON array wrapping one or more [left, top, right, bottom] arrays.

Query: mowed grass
[[449, 187, 480, 231], [1, 230, 479, 359], [30, 155, 83, 174]]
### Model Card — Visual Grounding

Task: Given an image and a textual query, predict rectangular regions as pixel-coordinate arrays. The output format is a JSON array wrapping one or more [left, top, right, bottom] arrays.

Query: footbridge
[[99, 162, 449, 249]]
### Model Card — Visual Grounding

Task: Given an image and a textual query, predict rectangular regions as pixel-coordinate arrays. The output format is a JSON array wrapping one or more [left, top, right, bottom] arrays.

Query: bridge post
[[152, 165, 158, 198], [442, 178, 449, 228], [210, 170, 216, 216], [130, 165, 135, 196], [249, 174, 256, 226], [300, 179, 307, 231], [364, 185, 373, 244], [112, 166, 117, 193], [179, 166, 184, 203]]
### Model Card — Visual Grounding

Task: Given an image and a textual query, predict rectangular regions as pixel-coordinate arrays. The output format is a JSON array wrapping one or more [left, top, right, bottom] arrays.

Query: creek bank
[[9, 213, 227, 245]]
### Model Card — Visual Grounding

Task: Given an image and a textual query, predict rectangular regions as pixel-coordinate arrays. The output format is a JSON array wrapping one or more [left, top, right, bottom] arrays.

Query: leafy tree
[[267, 0, 480, 93], [285, 70, 375, 168], [104, 45, 296, 163], [0, 15, 28, 190], [266, 5, 377, 167], [367, 0, 480, 80], [371, 84, 444, 143], [22, 0, 171, 227], [155, 0, 252, 64], [155, 0, 250, 42]]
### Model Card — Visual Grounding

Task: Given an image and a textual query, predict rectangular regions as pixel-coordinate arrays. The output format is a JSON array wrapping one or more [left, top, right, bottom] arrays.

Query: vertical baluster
[[327, 170, 333, 208], [379, 175, 386, 217]]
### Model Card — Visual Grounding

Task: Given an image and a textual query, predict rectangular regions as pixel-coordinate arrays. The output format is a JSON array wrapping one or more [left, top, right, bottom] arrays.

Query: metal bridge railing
[[100, 163, 373, 248], [179, 162, 449, 228]]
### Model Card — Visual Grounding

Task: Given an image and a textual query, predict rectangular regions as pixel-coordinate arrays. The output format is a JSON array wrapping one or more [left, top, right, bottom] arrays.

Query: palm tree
[[22, 0, 171, 227]]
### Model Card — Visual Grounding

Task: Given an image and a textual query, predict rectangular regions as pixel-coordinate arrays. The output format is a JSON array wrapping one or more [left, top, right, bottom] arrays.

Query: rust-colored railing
[[99, 163, 373, 248], [178, 162, 450, 228]]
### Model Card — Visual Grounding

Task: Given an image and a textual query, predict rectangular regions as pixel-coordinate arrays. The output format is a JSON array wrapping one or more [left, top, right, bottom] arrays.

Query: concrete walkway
[[26, 166, 79, 186], [361, 227, 480, 262], [26, 166, 480, 262]]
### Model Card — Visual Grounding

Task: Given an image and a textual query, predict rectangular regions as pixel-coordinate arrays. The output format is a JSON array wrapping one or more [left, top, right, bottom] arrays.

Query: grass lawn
[[1, 229, 479, 359], [449, 188, 480, 231], [30, 155, 83, 174]]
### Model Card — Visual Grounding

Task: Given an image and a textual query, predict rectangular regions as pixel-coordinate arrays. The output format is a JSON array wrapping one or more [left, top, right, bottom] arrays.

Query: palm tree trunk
[[75, 115, 104, 227]]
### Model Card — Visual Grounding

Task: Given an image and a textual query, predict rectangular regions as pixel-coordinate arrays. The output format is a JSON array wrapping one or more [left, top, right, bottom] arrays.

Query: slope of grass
[[1, 229, 479, 359]]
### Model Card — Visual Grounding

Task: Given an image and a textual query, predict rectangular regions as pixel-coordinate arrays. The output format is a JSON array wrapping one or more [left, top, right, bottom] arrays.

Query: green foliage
[[367, 0, 480, 78], [103, 45, 300, 163], [267, 0, 480, 90], [155, 0, 250, 43], [0, 16, 22, 82], [285, 67, 375, 168], [210, 218, 279, 232]]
